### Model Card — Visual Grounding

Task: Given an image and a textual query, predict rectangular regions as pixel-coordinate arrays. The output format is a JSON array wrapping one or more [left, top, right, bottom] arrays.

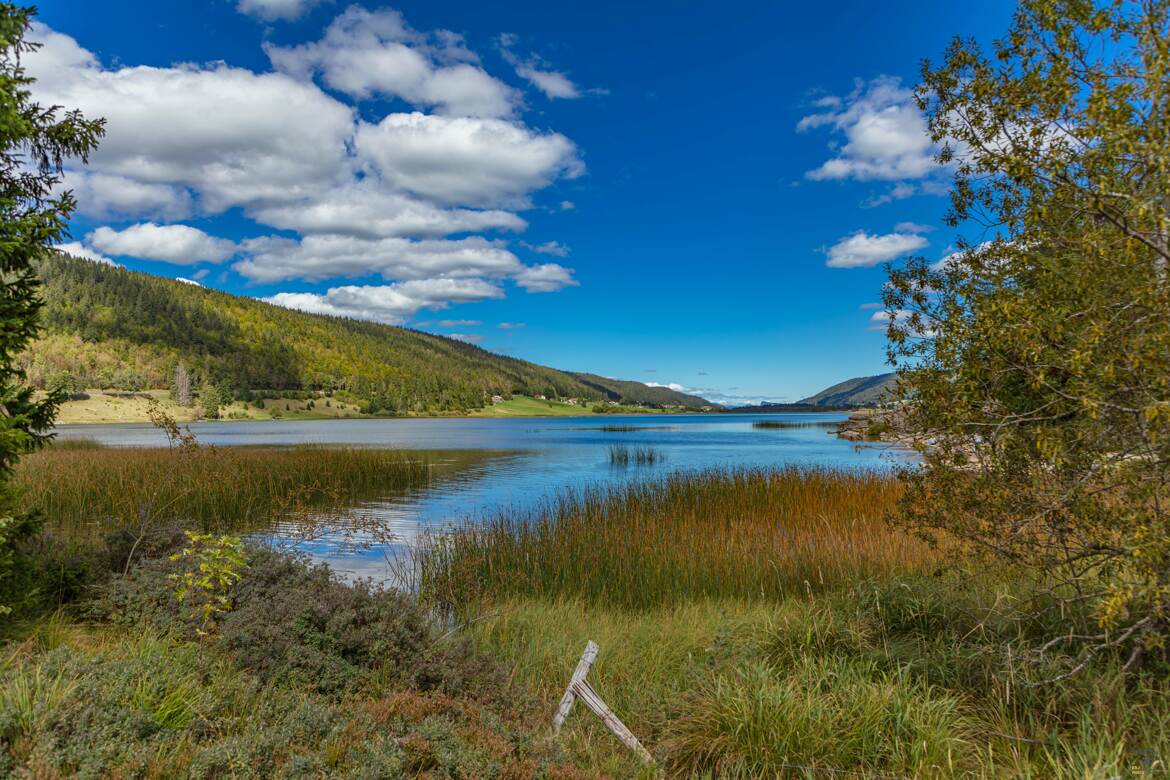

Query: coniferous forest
[[26, 253, 712, 413]]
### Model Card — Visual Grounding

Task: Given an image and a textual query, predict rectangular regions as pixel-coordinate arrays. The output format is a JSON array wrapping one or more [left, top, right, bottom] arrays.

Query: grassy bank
[[52, 390, 689, 424], [0, 550, 593, 778], [414, 468, 926, 609], [16, 444, 432, 541], [412, 469, 1169, 778]]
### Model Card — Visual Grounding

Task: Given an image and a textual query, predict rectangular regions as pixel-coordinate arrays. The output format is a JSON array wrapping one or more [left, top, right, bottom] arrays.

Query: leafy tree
[[199, 381, 223, 420], [0, 4, 103, 616], [885, 0, 1170, 674]]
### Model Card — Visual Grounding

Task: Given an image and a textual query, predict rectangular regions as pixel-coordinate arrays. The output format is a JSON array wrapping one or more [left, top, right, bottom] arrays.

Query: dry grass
[[414, 467, 932, 610], [16, 445, 432, 540]]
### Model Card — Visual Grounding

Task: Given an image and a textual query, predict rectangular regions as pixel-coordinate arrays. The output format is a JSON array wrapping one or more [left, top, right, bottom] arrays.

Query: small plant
[[169, 531, 248, 638], [146, 398, 199, 452]]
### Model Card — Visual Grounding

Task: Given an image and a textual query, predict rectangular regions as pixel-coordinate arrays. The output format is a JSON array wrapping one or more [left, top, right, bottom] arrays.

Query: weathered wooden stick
[[551, 640, 655, 768], [552, 640, 598, 733], [571, 678, 655, 766]]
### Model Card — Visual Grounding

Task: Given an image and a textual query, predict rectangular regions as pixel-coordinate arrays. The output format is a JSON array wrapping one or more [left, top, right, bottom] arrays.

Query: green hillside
[[26, 253, 712, 414], [569, 372, 715, 410], [798, 373, 898, 407]]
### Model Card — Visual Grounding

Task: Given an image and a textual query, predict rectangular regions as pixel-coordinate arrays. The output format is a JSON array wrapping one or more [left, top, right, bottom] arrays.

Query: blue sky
[[32, 0, 1015, 404]]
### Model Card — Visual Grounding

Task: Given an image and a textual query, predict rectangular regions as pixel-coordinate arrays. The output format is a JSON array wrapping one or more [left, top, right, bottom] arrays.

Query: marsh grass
[[15, 445, 432, 541], [414, 468, 930, 610], [607, 445, 663, 466], [752, 419, 838, 430]]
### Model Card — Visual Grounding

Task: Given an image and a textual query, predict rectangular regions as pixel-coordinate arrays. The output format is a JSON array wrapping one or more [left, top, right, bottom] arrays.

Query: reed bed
[[16, 445, 431, 540], [414, 467, 931, 610], [607, 444, 664, 465], [752, 419, 839, 430]]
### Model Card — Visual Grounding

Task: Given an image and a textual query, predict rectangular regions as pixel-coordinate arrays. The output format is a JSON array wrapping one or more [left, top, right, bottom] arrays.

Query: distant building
[[565, 398, 579, 405], [491, 395, 504, 404], [535, 394, 547, 400]]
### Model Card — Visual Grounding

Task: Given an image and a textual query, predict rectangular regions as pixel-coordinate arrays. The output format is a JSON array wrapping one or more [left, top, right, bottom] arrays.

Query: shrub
[[99, 548, 501, 699]]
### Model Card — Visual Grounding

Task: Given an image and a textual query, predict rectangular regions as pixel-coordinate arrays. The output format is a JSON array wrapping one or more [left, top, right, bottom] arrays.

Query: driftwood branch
[[552, 640, 655, 767]]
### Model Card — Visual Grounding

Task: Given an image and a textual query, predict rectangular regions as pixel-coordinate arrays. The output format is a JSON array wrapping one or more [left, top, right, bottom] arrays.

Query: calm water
[[56, 413, 910, 581]]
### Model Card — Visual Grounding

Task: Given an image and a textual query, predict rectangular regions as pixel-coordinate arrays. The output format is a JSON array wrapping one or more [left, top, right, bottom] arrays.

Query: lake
[[55, 413, 910, 582]]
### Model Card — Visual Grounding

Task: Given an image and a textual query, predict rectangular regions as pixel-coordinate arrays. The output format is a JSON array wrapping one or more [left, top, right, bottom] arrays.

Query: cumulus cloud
[[176, 277, 205, 287], [237, 0, 328, 21], [28, 15, 584, 323], [59, 171, 194, 221], [235, 235, 522, 283], [446, 332, 484, 344], [825, 229, 928, 269], [54, 241, 120, 267], [266, 7, 517, 117], [433, 319, 481, 327], [355, 112, 582, 208], [893, 221, 932, 234], [799, 76, 939, 183], [265, 278, 504, 324], [514, 263, 577, 292], [28, 24, 355, 214], [89, 223, 238, 265], [497, 321, 525, 329]]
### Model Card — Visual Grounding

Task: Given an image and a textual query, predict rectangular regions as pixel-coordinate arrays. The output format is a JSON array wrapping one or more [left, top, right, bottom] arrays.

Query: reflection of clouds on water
[[59, 414, 915, 586]]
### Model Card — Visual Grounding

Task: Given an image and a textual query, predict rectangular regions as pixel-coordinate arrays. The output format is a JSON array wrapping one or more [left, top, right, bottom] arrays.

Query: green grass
[[16, 444, 433, 540], [414, 468, 926, 610]]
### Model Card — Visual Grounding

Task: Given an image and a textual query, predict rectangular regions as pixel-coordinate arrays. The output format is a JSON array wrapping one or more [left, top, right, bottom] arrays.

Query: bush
[[98, 548, 501, 699]]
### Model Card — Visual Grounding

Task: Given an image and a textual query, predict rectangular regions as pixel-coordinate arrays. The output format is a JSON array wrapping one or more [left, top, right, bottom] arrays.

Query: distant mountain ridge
[[798, 373, 898, 407], [27, 253, 715, 413]]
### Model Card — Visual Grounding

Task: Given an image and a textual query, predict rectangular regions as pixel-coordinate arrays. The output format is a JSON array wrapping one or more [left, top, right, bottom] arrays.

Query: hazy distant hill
[[570, 373, 715, 410], [798, 373, 897, 407], [27, 253, 714, 413]]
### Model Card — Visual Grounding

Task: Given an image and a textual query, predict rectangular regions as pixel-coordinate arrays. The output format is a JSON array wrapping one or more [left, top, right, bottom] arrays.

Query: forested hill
[[27, 253, 714, 413], [569, 372, 714, 409], [797, 373, 897, 407]]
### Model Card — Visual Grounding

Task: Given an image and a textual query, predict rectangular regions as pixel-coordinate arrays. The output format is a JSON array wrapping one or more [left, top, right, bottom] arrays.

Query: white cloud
[[799, 76, 938, 183], [893, 221, 932, 234], [265, 278, 503, 324], [176, 277, 205, 287], [29, 17, 585, 319], [89, 223, 238, 265], [237, 0, 328, 21], [356, 112, 582, 208], [234, 234, 523, 283], [54, 241, 119, 267], [522, 240, 570, 257], [248, 182, 527, 240], [433, 319, 481, 327], [498, 34, 583, 100], [60, 171, 193, 221], [516, 65, 580, 99], [825, 230, 928, 269], [515, 263, 578, 292], [266, 6, 517, 117], [446, 332, 484, 344], [28, 24, 356, 214], [497, 321, 525, 329]]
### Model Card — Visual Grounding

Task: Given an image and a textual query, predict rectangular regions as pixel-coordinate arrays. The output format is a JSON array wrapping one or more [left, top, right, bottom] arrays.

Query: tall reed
[[414, 468, 931, 610], [608, 444, 663, 465], [16, 445, 431, 540], [752, 419, 838, 429]]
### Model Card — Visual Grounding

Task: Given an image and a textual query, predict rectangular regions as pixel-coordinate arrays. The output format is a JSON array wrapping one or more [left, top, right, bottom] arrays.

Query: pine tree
[[0, 3, 104, 615]]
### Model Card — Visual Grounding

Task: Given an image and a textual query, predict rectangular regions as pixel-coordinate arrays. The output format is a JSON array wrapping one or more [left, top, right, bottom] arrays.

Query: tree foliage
[[886, 0, 1170, 672], [0, 3, 103, 615]]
